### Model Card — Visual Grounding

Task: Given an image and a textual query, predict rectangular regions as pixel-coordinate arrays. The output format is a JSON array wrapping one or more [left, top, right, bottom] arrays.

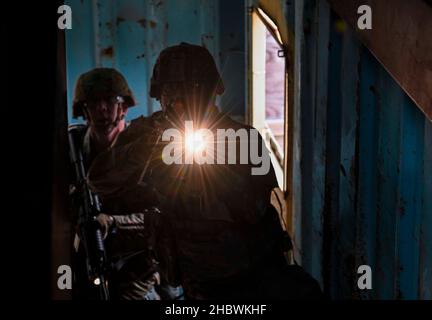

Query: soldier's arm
[[110, 209, 160, 234], [102, 208, 161, 257], [221, 126, 278, 224]]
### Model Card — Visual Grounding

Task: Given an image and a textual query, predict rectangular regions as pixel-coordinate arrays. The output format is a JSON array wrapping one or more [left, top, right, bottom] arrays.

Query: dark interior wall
[[328, 0, 432, 122], [294, 0, 431, 299]]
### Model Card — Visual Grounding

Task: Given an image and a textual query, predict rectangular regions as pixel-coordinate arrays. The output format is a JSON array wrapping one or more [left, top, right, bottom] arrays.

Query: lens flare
[[185, 131, 207, 154]]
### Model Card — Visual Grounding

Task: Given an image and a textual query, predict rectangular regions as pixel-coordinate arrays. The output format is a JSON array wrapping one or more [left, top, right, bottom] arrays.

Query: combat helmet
[[72, 68, 136, 118], [149, 42, 224, 100]]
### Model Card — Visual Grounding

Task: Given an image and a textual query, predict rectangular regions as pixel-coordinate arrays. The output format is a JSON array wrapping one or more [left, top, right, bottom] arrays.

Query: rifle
[[68, 126, 110, 300]]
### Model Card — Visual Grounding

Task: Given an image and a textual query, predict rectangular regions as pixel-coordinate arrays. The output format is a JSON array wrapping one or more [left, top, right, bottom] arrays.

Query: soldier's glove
[[96, 213, 115, 239]]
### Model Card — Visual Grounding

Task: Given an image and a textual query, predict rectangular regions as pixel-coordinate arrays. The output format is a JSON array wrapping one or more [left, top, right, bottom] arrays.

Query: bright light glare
[[185, 131, 207, 154], [93, 278, 101, 286]]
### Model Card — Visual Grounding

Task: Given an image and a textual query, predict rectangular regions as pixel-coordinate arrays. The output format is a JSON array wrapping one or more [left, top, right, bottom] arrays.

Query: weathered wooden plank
[[298, 0, 316, 277], [327, 0, 432, 122], [419, 118, 432, 299], [356, 45, 379, 300], [297, 0, 328, 286], [337, 25, 361, 299], [397, 95, 425, 299], [375, 65, 404, 299], [323, 10, 343, 298], [292, 0, 305, 266], [308, 0, 330, 288]]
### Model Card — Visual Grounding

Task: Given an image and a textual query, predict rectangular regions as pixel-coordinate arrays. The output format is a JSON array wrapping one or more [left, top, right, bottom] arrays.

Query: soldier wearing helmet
[[149, 42, 224, 124], [87, 44, 322, 299], [69, 68, 164, 300], [71, 68, 136, 161]]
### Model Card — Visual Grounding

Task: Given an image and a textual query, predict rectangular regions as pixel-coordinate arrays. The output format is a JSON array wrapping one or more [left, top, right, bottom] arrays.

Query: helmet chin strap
[[109, 112, 125, 129], [106, 99, 126, 130], [86, 107, 126, 137]]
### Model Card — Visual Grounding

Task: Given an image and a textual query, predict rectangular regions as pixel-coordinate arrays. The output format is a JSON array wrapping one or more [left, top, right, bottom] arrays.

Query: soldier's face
[[160, 83, 187, 116], [159, 82, 213, 121], [84, 97, 127, 135]]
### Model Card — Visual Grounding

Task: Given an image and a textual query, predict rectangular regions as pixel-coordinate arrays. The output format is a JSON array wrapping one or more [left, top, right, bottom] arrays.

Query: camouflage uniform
[[70, 68, 163, 300]]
